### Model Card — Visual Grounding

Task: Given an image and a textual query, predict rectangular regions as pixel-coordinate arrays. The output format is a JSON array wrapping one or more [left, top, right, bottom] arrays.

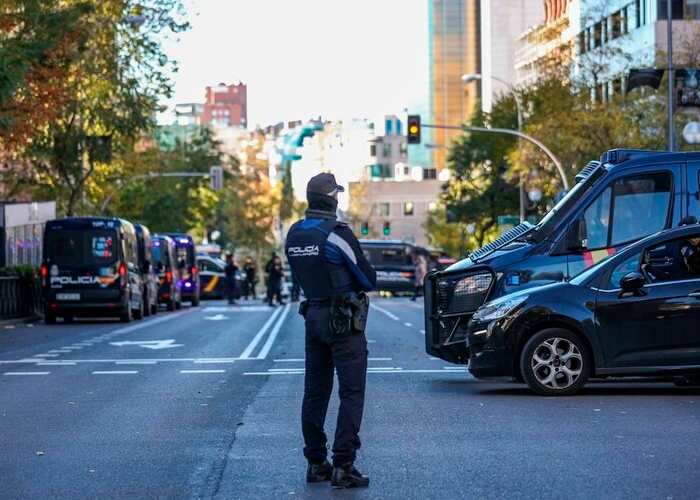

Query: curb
[[0, 315, 43, 328]]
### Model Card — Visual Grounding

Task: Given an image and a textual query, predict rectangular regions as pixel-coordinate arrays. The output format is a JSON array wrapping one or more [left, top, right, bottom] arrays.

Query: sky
[[160, 0, 429, 129]]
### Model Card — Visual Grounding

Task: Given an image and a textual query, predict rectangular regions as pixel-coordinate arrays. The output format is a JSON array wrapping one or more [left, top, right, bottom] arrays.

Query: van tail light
[[118, 263, 127, 276], [40, 264, 48, 285], [190, 266, 197, 277], [118, 262, 127, 289], [165, 268, 173, 284]]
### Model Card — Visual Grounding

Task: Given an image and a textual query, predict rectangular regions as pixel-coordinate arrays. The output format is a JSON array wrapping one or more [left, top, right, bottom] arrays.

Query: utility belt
[[299, 292, 370, 334]]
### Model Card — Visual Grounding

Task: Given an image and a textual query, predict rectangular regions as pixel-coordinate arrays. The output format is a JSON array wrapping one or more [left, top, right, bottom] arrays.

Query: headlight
[[453, 274, 492, 295], [472, 294, 528, 322]]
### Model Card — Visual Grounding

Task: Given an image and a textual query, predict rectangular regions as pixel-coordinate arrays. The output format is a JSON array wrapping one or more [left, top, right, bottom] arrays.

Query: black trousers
[[302, 304, 368, 467]]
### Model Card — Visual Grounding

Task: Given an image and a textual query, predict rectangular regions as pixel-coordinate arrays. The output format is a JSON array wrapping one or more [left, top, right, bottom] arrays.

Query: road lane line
[[272, 357, 393, 362], [37, 362, 76, 366], [404, 322, 413, 327], [238, 307, 283, 359], [370, 304, 399, 321], [4, 372, 50, 376], [256, 303, 291, 360], [109, 310, 189, 335], [34, 354, 59, 358], [180, 370, 226, 374], [92, 371, 138, 375], [194, 360, 236, 364], [115, 361, 157, 365]]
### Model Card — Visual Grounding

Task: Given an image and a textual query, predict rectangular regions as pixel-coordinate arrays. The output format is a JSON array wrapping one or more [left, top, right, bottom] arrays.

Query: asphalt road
[[1, 296, 700, 500]]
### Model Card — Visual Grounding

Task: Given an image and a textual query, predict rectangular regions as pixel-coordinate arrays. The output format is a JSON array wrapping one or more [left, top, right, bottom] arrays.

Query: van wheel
[[520, 328, 591, 396], [175, 300, 182, 310], [63, 315, 74, 323], [133, 298, 143, 320], [120, 304, 132, 323], [166, 299, 175, 311], [143, 292, 151, 317], [151, 302, 158, 315], [45, 313, 56, 325], [191, 295, 199, 307]]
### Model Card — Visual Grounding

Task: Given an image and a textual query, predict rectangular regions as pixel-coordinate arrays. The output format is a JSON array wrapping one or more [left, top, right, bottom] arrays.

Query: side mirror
[[566, 219, 588, 252], [620, 272, 646, 291]]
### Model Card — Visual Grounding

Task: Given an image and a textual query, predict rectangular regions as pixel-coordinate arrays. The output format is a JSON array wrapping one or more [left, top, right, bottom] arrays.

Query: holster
[[348, 292, 370, 331], [298, 300, 310, 318], [329, 292, 369, 334]]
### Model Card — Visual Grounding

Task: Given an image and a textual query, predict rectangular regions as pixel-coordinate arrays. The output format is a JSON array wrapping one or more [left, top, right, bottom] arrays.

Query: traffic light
[[383, 221, 391, 236], [209, 165, 223, 191], [407, 115, 421, 144], [361, 221, 369, 236]]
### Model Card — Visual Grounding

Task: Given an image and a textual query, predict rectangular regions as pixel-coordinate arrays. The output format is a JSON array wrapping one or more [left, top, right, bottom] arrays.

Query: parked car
[[427, 148, 700, 365], [196, 254, 243, 300], [151, 234, 183, 311], [134, 223, 159, 317], [41, 217, 143, 323], [466, 224, 700, 396]]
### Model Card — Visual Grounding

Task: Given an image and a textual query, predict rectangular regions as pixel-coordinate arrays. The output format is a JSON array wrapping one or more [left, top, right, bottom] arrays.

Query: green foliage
[[0, 265, 39, 279]]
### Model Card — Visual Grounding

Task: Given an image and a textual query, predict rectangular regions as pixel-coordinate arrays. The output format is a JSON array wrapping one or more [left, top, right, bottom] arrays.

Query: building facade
[[429, 0, 481, 171], [201, 82, 247, 128]]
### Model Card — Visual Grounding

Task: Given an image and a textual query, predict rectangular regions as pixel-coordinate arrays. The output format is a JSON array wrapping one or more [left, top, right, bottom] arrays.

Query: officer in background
[[679, 216, 700, 276], [285, 172, 376, 489]]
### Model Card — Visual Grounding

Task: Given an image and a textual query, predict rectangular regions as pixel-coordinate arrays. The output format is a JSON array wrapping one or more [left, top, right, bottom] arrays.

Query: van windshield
[[45, 229, 118, 266], [362, 245, 412, 266], [151, 240, 170, 266]]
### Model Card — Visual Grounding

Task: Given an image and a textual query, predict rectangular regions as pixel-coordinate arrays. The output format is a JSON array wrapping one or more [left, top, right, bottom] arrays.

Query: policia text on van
[[425, 149, 700, 365], [41, 217, 146, 323]]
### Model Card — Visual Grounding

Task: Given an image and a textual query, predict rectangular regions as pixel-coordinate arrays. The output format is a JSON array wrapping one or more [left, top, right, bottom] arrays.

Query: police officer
[[285, 172, 376, 489], [679, 216, 700, 276]]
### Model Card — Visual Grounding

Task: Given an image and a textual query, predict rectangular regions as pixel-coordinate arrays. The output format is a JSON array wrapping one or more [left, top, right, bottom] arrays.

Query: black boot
[[331, 464, 370, 489], [306, 459, 333, 482]]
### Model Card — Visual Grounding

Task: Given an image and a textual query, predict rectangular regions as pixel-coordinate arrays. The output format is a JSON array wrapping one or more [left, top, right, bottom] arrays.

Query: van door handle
[[689, 292, 700, 298]]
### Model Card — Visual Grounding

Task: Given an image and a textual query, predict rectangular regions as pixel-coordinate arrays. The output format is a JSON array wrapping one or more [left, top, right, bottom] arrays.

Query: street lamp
[[462, 73, 527, 222]]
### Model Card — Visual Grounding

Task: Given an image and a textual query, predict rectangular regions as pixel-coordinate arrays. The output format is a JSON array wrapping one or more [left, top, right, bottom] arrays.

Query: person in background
[[267, 255, 285, 306], [224, 253, 239, 305], [243, 256, 258, 300], [678, 216, 700, 276], [290, 266, 301, 302], [265, 252, 278, 305], [411, 251, 428, 301]]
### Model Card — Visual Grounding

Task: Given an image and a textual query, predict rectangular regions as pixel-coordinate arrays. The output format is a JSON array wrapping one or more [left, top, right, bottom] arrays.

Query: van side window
[[610, 173, 672, 246], [584, 172, 672, 250], [583, 187, 611, 250]]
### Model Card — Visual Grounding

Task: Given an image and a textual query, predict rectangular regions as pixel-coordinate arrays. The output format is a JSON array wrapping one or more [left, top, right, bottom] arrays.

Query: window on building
[[369, 164, 392, 179], [611, 11, 622, 39], [403, 202, 414, 216], [428, 202, 438, 212], [386, 119, 392, 135], [424, 168, 438, 179], [400, 142, 408, 156], [688, 0, 700, 18], [378, 203, 390, 217], [383, 143, 392, 157], [657, 0, 684, 19], [593, 22, 602, 48], [370, 144, 377, 157]]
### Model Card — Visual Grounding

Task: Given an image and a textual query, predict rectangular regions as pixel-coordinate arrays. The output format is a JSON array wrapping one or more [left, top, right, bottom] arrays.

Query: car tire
[[175, 300, 182, 310], [45, 313, 56, 325], [520, 328, 591, 397], [133, 298, 143, 320], [120, 302, 133, 323], [166, 298, 175, 311], [191, 295, 199, 307], [63, 315, 74, 323], [143, 291, 151, 317], [151, 302, 158, 315]]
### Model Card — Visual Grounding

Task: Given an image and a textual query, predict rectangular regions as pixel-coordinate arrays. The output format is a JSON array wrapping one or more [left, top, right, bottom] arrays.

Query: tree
[[1, 0, 189, 216]]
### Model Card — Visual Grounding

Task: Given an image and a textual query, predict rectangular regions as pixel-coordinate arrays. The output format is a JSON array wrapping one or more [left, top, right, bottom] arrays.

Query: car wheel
[[143, 292, 151, 317], [191, 295, 199, 307], [175, 300, 182, 310], [120, 301, 133, 323], [133, 298, 143, 320], [520, 328, 591, 396], [45, 313, 56, 325], [151, 302, 158, 315], [166, 299, 174, 311], [63, 315, 74, 323]]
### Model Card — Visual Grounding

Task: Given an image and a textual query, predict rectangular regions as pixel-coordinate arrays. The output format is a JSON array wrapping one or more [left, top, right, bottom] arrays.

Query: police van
[[163, 232, 200, 306], [41, 217, 144, 323], [425, 149, 700, 364], [134, 223, 159, 317], [151, 234, 183, 311]]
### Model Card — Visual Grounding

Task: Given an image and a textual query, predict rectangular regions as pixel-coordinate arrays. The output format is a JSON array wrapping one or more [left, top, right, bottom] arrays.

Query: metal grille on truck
[[434, 270, 493, 344]]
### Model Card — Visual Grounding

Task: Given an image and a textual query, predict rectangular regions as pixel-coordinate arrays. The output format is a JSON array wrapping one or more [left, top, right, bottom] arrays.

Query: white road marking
[[238, 307, 283, 359], [115, 361, 157, 365], [272, 358, 392, 362], [194, 360, 236, 364], [420, 330, 425, 334], [256, 303, 291, 359], [109, 310, 189, 335], [180, 370, 226, 374], [370, 304, 399, 321], [37, 362, 76, 366], [269, 368, 305, 372], [204, 314, 229, 321], [3, 372, 50, 376], [244, 368, 470, 376], [109, 340, 183, 350], [92, 371, 138, 375], [404, 322, 413, 327], [203, 306, 273, 312], [1, 357, 243, 365], [34, 354, 59, 358]]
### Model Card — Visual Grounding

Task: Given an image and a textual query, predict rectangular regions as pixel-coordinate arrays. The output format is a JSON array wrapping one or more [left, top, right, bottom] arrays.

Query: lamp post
[[462, 73, 527, 222]]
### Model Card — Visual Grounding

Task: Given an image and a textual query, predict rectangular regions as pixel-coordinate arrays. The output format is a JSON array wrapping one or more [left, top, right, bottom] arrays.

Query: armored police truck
[[426, 149, 700, 365], [41, 217, 144, 323]]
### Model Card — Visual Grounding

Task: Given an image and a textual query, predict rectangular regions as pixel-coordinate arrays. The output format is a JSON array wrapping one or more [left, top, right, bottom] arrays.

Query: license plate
[[56, 293, 80, 301]]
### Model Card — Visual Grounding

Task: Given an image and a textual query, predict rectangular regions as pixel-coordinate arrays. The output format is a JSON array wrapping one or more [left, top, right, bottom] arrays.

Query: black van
[[425, 149, 700, 364], [151, 234, 183, 311], [41, 217, 144, 323], [163, 233, 200, 306], [134, 223, 159, 317], [360, 239, 416, 294]]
